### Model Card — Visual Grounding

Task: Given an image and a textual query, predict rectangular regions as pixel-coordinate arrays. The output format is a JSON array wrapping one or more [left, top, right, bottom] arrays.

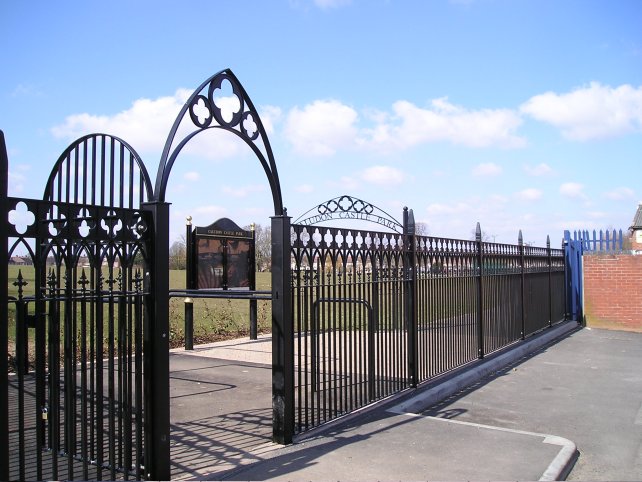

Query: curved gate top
[[153, 68, 283, 215], [293, 195, 403, 233]]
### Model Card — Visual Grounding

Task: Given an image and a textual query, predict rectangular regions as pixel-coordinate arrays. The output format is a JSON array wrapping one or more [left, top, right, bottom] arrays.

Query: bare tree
[[414, 222, 430, 236], [169, 235, 186, 270], [246, 224, 272, 271], [470, 228, 492, 242]]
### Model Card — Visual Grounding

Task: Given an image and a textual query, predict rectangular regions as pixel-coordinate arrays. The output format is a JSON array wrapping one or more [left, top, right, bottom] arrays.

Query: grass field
[[6, 266, 272, 370], [168, 270, 271, 347]]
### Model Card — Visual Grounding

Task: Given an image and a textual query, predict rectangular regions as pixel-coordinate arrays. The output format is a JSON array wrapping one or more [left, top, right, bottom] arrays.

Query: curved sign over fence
[[293, 195, 403, 233]]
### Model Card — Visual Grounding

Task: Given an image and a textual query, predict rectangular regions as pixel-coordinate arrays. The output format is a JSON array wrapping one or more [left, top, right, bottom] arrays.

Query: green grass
[[168, 271, 272, 347], [6, 266, 272, 371]]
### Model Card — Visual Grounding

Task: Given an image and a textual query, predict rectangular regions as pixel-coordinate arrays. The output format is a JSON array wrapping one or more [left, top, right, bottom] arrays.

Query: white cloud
[[361, 165, 404, 185], [603, 187, 635, 201], [8, 165, 30, 195], [184, 171, 200, 181], [587, 211, 608, 219], [193, 205, 227, 216], [284, 100, 359, 156], [222, 184, 266, 198], [366, 98, 525, 151], [516, 188, 543, 201], [328, 175, 360, 191], [283, 96, 525, 157], [426, 202, 470, 216], [524, 163, 553, 176], [521, 82, 642, 140], [259, 105, 282, 135], [296, 184, 315, 193], [472, 162, 502, 177], [559, 182, 587, 199], [314, 0, 351, 8], [51, 89, 252, 160], [11, 83, 44, 98]]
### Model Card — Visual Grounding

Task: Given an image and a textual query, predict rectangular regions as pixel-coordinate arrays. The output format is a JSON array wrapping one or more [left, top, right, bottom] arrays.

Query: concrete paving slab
[[221, 410, 565, 481], [169, 352, 276, 480], [168, 324, 641, 481], [416, 327, 642, 481], [171, 334, 273, 365]]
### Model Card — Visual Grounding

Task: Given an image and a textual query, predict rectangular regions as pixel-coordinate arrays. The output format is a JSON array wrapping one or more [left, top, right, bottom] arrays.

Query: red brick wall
[[583, 253, 642, 332]]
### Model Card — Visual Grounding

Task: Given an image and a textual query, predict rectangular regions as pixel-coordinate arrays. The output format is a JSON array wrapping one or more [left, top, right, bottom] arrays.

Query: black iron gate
[[3, 68, 287, 480], [1, 133, 161, 480]]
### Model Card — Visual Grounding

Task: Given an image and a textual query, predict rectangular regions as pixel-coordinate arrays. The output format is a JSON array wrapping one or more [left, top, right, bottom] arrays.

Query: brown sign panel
[[190, 218, 255, 290]]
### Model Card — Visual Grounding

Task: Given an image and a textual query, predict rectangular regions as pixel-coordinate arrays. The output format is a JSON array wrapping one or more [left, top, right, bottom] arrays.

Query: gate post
[[271, 210, 294, 444], [547, 235, 552, 328], [403, 208, 418, 387], [519, 230, 525, 340], [0, 130, 9, 481], [563, 230, 583, 322], [476, 222, 485, 359], [141, 201, 171, 480]]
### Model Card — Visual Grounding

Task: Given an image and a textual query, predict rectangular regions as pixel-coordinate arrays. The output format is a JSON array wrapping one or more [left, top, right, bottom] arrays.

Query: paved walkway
[[169, 324, 642, 480]]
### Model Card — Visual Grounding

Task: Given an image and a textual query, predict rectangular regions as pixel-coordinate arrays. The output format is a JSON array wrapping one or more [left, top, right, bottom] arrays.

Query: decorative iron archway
[[148, 68, 291, 450], [153, 68, 283, 213], [294, 195, 403, 233]]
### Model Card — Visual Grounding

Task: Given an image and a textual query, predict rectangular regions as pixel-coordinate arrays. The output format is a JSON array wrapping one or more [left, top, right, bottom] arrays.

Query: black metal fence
[[290, 220, 566, 434]]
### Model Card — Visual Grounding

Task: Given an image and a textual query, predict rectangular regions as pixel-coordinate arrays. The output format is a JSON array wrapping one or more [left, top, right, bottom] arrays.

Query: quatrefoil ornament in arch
[[241, 112, 259, 141], [208, 75, 244, 128], [189, 95, 213, 128], [8, 201, 35, 235]]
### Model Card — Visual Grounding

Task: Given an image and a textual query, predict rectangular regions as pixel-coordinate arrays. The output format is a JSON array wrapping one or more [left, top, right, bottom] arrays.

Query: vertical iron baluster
[[33, 219, 46, 481], [124, 265, 133, 480], [14, 271, 27, 481], [64, 267, 75, 480], [107, 269, 116, 481], [117, 270, 125, 474], [46, 269, 59, 480], [133, 271, 143, 481], [79, 270, 89, 480], [95, 270, 104, 481]]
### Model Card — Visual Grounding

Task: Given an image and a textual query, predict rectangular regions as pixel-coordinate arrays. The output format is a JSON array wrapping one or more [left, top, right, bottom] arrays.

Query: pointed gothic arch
[[153, 69, 283, 214]]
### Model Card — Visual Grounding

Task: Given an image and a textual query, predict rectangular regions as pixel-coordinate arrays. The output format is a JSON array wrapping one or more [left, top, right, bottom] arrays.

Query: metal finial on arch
[[153, 69, 283, 215]]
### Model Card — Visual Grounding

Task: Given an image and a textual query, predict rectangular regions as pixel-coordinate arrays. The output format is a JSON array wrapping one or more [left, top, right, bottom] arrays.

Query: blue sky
[[2, 0, 641, 246]]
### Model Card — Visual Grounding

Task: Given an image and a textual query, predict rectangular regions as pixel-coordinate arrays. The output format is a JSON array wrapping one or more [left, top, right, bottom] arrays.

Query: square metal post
[[476, 222, 485, 359], [185, 216, 194, 350], [0, 130, 9, 481], [250, 223, 258, 340], [519, 230, 526, 340], [271, 212, 294, 444], [403, 208, 418, 387], [141, 201, 171, 480]]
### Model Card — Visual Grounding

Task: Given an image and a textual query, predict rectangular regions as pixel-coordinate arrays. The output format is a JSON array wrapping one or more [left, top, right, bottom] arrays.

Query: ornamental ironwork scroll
[[293, 195, 403, 233]]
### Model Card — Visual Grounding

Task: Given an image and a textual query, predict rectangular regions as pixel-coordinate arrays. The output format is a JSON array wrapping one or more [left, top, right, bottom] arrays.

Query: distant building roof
[[631, 203, 642, 230]]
